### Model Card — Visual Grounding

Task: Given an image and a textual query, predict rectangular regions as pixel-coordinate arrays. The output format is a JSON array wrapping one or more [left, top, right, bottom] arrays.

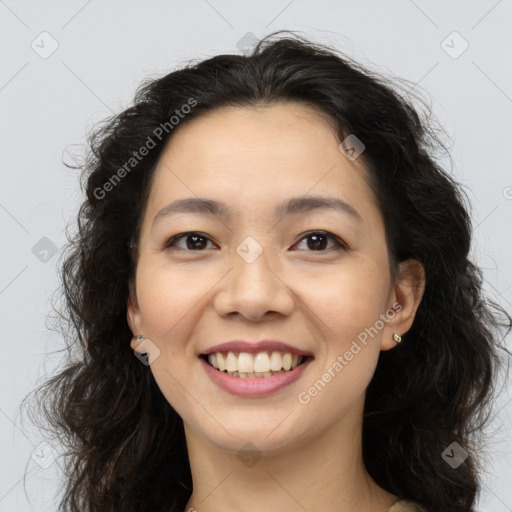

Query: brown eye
[[293, 231, 347, 252], [164, 232, 216, 251], [163, 231, 347, 253]]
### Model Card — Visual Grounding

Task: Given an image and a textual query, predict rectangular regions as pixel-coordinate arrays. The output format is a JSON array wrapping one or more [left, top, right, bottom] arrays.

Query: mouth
[[200, 350, 313, 378]]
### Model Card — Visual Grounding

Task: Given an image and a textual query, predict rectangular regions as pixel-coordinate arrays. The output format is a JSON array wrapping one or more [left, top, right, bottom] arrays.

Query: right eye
[[163, 232, 218, 251]]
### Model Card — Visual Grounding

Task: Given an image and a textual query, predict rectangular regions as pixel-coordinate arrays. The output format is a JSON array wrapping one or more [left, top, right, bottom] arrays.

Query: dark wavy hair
[[22, 30, 511, 512]]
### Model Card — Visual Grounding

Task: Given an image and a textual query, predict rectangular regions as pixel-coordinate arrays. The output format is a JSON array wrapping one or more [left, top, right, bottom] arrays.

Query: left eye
[[163, 231, 346, 252], [293, 231, 347, 252]]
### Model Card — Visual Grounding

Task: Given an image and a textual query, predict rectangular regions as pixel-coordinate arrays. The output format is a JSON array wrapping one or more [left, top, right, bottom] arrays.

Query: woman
[[26, 31, 511, 512]]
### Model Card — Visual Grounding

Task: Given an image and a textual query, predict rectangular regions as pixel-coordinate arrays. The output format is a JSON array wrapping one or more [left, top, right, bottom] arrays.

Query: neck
[[183, 397, 398, 512]]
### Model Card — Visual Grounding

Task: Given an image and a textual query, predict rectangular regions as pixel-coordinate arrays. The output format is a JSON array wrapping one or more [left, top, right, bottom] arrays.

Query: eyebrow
[[152, 194, 362, 227]]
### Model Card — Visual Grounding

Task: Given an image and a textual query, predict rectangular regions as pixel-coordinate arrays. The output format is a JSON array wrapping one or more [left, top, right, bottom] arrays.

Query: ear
[[380, 258, 426, 351], [127, 280, 145, 353]]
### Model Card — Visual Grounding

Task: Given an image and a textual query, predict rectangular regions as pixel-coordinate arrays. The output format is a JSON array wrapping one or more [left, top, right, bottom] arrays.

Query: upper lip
[[200, 340, 314, 357]]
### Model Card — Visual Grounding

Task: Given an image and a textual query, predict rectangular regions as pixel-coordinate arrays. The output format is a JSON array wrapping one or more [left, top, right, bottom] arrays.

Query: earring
[[132, 334, 145, 349], [393, 333, 402, 344]]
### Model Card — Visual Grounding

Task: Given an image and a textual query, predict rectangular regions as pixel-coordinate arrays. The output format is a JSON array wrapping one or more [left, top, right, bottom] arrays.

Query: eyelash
[[163, 231, 348, 253]]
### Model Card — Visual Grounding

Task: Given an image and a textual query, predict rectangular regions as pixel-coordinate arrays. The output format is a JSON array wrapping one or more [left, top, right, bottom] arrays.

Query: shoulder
[[387, 499, 428, 512]]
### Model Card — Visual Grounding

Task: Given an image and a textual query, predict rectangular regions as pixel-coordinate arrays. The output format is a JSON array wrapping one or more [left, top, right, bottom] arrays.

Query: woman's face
[[128, 102, 423, 453]]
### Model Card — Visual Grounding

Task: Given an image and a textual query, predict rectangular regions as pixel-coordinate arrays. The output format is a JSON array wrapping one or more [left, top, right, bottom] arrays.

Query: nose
[[213, 243, 295, 322]]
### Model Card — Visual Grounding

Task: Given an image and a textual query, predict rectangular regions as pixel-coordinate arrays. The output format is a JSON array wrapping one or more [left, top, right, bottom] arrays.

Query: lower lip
[[199, 357, 313, 397]]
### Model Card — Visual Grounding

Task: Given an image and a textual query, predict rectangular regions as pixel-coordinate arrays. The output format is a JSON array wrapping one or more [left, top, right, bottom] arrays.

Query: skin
[[127, 102, 425, 512]]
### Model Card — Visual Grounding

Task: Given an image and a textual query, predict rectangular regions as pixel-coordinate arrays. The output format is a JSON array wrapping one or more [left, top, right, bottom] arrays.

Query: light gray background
[[1, 1, 511, 510]]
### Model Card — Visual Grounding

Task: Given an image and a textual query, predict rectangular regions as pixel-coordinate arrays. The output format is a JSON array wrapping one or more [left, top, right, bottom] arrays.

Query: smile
[[202, 350, 306, 377], [199, 351, 313, 397]]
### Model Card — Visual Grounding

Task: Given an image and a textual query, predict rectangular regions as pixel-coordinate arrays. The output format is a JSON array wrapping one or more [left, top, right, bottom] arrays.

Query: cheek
[[301, 258, 391, 344], [135, 259, 217, 338], [134, 261, 209, 415]]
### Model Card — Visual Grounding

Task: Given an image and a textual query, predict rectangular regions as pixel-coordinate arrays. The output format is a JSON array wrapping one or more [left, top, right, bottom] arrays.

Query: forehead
[[164, 101, 339, 161], [143, 102, 380, 228]]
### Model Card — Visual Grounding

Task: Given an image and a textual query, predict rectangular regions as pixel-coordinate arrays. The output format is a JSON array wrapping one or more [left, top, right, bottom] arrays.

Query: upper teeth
[[207, 351, 303, 373]]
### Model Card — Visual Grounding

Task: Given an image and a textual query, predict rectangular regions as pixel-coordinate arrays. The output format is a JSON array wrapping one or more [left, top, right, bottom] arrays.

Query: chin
[[187, 410, 312, 455]]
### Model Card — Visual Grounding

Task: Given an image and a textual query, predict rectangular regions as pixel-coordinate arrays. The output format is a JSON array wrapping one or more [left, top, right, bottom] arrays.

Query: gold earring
[[132, 334, 145, 348], [393, 333, 402, 344]]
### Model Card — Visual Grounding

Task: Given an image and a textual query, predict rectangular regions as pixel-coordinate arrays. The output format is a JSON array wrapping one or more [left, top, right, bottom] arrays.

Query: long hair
[[22, 30, 512, 512]]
